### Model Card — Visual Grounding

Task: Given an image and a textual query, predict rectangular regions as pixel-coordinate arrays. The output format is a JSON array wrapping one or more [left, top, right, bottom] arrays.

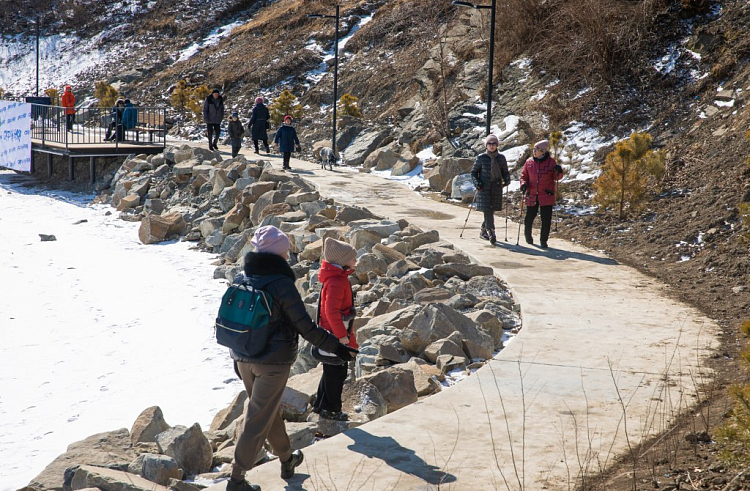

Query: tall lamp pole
[[35, 16, 40, 97], [453, 0, 496, 136], [307, 5, 340, 163]]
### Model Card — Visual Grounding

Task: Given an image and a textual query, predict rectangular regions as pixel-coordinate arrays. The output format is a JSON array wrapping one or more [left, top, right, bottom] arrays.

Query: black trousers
[[481, 210, 495, 233], [525, 203, 553, 244], [66, 114, 74, 131], [313, 363, 348, 413], [282, 151, 291, 168], [207, 123, 220, 148], [253, 139, 269, 153], [231, 138, 242, 158]]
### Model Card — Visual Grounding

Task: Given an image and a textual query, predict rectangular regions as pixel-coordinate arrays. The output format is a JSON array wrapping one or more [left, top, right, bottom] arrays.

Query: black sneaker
[[226, 478, 261, 491], [525, 237, 534, 245], [480, 229, 490, 241], [489, 235, 497, 245], [280, 449, 304, 479], [319, 409, 348, 421], [540, 242, 549, 249]]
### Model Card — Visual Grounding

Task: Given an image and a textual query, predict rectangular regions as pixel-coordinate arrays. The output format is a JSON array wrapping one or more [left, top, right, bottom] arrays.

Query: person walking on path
[[61, 85, 76, 132], [104, 98, 125, 141], [312, 238, 358, 421], [121, 99, 137, 141], [274, 115, 301, 171], [203, 88, 224, 151], [520, 139, 564, 249], [470, 134, 511, 245], [227, 226, 358, 491], [228, 112, 244, 157], [248, 96, 270, 154]]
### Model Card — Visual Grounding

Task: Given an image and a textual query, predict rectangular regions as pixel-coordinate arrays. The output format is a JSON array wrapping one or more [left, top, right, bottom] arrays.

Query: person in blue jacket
[[273, 115, 301, 171], [121, 99, 137, 141]]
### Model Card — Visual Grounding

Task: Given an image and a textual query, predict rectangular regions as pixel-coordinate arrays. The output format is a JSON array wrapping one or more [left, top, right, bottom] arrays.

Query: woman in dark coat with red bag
[[312, 237, 358, 421], [520, 139, 564, 249], [471, 134, 511, 245]]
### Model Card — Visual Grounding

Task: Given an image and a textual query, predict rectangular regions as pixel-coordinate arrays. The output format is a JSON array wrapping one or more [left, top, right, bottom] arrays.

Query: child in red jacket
[[313, 237, 358, 420]]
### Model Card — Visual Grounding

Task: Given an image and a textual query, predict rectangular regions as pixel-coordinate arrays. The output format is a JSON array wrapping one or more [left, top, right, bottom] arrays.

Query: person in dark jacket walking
[[247, 96, 270, 154], [104, 98, 125, 141], [121, 99, 137, 140], [274, 115, 301, 171], [227, 226, 358, 491], [228, 112, 244, 158], [203, 89, 224, 151], [313, 238, 358, 421], [520, 139, 564, 249], [470, 134, 511, 245]]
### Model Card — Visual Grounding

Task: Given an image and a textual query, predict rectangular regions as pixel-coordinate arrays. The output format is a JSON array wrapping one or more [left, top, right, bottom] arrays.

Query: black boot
[[226, 478, 260, 491], [480, 225, 490, 241], [489, 229, 497, 245], [280, 449, 304, 479]]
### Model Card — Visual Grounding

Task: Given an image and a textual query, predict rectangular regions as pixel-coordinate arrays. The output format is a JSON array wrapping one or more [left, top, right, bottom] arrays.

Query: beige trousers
[[232, 362, 292, 478]]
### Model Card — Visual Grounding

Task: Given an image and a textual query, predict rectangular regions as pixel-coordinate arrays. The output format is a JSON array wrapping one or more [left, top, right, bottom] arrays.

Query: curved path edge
[[203, 151, 719, 490]]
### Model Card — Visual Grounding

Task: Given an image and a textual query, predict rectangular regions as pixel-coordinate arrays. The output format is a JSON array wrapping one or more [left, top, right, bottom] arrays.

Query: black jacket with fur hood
[[230, 252, 340, 364]]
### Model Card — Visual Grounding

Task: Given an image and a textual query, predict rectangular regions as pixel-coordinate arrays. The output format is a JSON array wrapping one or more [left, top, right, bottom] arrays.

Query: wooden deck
[[31, 138, 165, 157]]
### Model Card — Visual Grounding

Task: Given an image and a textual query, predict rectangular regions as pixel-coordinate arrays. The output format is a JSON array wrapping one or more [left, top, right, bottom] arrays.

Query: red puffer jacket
[[520, 155, 563, 207], [318, 260, 357, 349]]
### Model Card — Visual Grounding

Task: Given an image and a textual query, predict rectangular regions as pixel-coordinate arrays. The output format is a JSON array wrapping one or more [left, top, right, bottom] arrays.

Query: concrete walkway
[[205, 147, 720, 490]]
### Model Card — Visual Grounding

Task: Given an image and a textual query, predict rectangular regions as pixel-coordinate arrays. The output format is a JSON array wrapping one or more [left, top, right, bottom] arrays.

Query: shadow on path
[[488, 240, 619, 265], [345, 428, 457, 486]]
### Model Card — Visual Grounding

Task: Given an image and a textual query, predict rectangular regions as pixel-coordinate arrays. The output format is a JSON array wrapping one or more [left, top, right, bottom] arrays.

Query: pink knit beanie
[[323, 237, 357, 267], [251, 225, 290, 256], [534, 140, 550, 153], [255, 96, 264, 104]]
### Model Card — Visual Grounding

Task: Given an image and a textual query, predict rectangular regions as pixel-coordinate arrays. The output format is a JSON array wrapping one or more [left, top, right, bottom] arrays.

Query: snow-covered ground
[[0, 171, 241, 490]]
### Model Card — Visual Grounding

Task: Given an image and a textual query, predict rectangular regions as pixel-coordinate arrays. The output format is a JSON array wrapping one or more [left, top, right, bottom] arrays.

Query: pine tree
[[44, 88, 59, 105], [337, 93, 362, 118], [268, 90, 304, 126], [0, 87, 4, 99], [170, 79, 191, 111], [186, 85, 210, 122], [593, 132, 665, 219], [94, 81, 119, 108], [549, 130, 567, 161]]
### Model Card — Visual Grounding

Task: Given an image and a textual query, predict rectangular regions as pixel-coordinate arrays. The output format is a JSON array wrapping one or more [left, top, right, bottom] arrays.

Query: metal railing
[[30, 104, 167, 151]]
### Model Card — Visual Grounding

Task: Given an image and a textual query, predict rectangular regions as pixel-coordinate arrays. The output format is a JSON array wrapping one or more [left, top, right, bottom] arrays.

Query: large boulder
[[400, 358, 443, 396], [466, 310, 504, 349], [342, 379, 387, 422], [355, 305, 422, 344], [286, 191, 320, 206], [128, 453, 182, 485], [348, 229, 381, 250], [336, 206, 377, 224], [433, 262, 494, 281], [131, 406, 170, 445], [425, 157, 474, 192], [29, 429, 137, 491], [372, 243, 407, 265], [400, 303, 493, 359], [240, 181, 276, 205], [138, 212, 186, 245], [210, 391, 247, 431], [299, 238, 324, 262], [450, 173, 476, 201], [222, 204, 251, 235], [280, 386, 311, 422], [353, 253, 387, 282], [250, 189, 291, 226], [365, 146, 399, 171], [347, 219, 401, 238], [342, 129, 390, 166], [155, 423, 213, 476], [391, 148, 419, 177], [71, 465, 170, 491], [286, 365, 324, 404], [402, 230, 440, 252], [362, 367, 418, 413]]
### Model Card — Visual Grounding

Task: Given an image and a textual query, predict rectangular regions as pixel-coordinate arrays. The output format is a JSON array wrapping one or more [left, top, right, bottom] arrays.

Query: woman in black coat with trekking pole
[[470, 134, 511, 244]]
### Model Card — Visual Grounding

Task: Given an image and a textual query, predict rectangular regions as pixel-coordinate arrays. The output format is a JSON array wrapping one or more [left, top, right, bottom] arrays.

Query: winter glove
[[554, 164, 563, 174], [520, 183, 528, 193], [295, 144, 302, 153], [334, 343, 359, 362]]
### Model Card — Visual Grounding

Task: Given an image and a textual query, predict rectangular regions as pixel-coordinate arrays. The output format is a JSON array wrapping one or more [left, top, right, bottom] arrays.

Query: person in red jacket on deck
[[61, 85, 76, 132], [313, 237, 358, 421], [520, 139, 564, 249]]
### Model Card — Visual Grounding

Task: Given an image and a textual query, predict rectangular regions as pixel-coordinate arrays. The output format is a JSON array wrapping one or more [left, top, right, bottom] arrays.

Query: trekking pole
[[554, 180, 559, 232], [459, 192, 477, 238], [515, 191, 526, 246], [504, 184, 509, 242]]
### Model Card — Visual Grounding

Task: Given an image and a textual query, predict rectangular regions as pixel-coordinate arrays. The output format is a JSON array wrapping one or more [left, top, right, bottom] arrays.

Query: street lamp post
[[307, 5, 340, 166], [35, 16, 40, 97], [452, 0, 496, 136]]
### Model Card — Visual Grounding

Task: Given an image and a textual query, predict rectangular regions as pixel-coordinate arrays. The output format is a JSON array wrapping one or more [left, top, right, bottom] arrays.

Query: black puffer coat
[[228, 119, 244, 140], [470, 152, 511, 212], [202, 95, 225, 125], [248, 103, 270, 140], [230, 252, 340, 365]]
